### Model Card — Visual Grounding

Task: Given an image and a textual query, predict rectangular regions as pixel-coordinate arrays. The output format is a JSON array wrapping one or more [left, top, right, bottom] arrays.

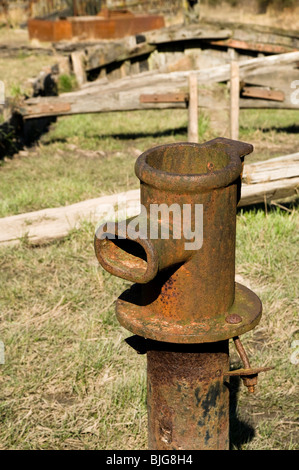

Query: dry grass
[[0, 224, 148, 450], [0, 204, 298, 450]]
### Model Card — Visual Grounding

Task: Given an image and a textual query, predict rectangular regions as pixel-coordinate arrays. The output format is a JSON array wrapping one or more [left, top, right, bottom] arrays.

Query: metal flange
[[116, 282, 262, 343]]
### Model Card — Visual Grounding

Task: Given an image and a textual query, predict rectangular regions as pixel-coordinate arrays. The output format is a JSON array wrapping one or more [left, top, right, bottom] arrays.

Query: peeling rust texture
[[95, 137, 261, 343], [147, 341, 230, 450]]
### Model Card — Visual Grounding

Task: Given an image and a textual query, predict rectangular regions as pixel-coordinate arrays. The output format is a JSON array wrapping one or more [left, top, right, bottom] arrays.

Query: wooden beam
[[144, 24, 232, 45], [230, 61, 239, 140], [188, 73, 198, 143], [240, 177, 299, 207], [71, 51, 86, 87], [0, 190, 140, 247], [20, 102, 71, 118], [85, 42, 156, 72], [242, 153, 299, 184], [209, 38, 297, 55]]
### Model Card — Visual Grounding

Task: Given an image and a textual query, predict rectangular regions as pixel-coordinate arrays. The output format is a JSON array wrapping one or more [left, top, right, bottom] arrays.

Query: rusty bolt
[[241, 374, 258, 393], [225, 314, 242, 324]]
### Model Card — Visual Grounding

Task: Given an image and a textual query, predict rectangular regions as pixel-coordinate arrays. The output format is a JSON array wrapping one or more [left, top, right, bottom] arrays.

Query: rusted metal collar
[[135, 138, 252, 192]]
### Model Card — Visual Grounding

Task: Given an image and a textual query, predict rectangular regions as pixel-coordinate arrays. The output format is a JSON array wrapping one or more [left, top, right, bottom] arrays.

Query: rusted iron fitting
[[226, 336, 272, 393], [94, 138, 267, 449]]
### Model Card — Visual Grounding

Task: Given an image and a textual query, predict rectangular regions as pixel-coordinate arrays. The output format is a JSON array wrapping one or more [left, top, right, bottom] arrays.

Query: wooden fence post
[[188, 73, 198, 143], [230, 61, 239, 140], [71, 51, 86, 87]]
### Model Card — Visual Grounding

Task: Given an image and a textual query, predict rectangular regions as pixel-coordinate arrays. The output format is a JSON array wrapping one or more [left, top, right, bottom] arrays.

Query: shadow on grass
[[228, 376, 255, 450], [95, 126, 188, 140], [42, 125, 188, 146], [260, 124, 299, 134], [0, 114, 56, 160]]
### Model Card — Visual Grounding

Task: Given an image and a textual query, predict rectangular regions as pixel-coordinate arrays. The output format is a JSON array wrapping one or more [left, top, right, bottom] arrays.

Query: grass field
[[0, 36, 298, 449]]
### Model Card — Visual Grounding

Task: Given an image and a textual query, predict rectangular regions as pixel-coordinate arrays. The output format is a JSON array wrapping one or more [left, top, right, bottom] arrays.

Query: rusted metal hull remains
[[28, 14, 165, 42]]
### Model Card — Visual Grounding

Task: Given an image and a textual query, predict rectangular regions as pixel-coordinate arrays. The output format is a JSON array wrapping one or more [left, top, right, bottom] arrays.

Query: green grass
[[58, 74, 78, 94]]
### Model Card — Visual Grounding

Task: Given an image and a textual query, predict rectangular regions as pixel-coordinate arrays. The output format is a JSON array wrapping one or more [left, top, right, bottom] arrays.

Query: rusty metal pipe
[[96, 137, 246, 285], [94, 137, 266, 450], [147, 340, 230, 450]]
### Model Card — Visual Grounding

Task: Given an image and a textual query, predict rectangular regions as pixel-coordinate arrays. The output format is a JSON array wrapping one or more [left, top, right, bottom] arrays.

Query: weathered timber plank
[[209, 38, 297, 54], [242, 153, 299, 184], [144, 24, 232, 44], [239, 177, 299, 207]]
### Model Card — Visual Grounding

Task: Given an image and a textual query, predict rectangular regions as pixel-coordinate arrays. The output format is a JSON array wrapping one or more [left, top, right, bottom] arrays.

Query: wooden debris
[[240, 177, 299, 208], [210, 38, 297, 55], [85, 40, 156, 72], [17, 51, 299, 120], [50, 20, 299, 85], [204, 20, 299, 53]]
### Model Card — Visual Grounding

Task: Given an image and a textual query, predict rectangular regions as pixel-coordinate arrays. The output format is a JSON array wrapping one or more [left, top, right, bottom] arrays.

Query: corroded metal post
[[147, 341, 230, 450], [94, 138, 269, 450]]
